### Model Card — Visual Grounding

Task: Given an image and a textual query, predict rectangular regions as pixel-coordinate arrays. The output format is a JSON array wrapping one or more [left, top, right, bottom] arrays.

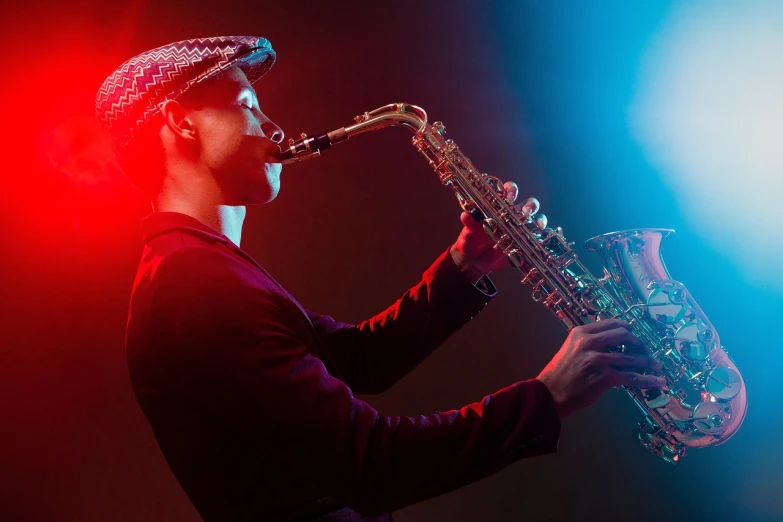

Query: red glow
[[2, 2, 151, 241]]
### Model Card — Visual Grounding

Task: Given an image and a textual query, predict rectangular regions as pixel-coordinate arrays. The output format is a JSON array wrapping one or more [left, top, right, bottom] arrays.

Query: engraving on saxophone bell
[[289, 102, 747, 463]]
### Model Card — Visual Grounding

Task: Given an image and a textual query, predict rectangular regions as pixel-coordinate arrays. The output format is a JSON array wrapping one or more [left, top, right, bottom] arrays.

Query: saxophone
[[280, 103, 747, 463]]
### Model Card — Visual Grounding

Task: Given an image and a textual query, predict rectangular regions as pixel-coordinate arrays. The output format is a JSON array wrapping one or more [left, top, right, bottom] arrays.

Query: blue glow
[[488, 4, 783, 518], [631, 0, 783, 294]]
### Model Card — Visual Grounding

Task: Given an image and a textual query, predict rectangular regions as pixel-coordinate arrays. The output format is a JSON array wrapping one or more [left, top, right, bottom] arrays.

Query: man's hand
[[449, 181, 540, 282], [536, 319, 666, 419]]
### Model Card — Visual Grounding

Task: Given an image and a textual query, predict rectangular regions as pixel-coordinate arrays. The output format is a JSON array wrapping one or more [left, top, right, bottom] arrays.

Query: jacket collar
[[141, 212, 231, 246]]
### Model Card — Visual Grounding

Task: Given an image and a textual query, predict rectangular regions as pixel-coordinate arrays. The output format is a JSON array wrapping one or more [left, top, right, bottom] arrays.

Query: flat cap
[[95, 36, 275, 151]]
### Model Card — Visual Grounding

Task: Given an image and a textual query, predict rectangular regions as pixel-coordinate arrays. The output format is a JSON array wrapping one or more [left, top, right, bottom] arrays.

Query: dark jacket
[[125, 212, 560, 522]]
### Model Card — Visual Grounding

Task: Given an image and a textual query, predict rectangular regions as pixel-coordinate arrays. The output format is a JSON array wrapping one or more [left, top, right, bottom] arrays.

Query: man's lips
[[265, 145, 283, 163], [246, 134, 282, 162]]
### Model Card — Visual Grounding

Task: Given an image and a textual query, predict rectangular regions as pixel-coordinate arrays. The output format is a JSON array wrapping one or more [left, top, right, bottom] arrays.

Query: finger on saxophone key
[[520, 197, 540, 218], [600, 352, 663, 372], [614, 371, 667, 389], [503, 181, 518, 203]]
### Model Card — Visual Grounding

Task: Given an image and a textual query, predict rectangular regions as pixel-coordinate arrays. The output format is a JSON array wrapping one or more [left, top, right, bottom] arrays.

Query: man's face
[[184, 67, 284, 205]]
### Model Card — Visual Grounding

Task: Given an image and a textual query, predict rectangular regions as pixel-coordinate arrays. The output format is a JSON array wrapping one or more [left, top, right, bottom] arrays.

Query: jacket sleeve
[[149, 248, 561, 517], [306, 248, 498, 394]]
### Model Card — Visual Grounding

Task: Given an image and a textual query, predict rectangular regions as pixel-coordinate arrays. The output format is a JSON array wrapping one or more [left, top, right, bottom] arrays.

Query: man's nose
[[261, 120, 284, 144]]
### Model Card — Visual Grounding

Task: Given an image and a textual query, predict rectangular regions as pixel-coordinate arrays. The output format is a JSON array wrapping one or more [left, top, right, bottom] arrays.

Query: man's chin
[[247, 189, 279, 205], [235, 164, 281, 205], [244, 179, 280, 205]]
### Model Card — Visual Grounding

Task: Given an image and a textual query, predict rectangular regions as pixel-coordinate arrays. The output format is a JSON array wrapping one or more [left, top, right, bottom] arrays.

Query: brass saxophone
[[280, 103, 747, 462]]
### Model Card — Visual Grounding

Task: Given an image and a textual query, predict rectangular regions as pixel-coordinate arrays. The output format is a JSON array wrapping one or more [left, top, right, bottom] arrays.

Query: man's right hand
[[536, 319, 666, 418]]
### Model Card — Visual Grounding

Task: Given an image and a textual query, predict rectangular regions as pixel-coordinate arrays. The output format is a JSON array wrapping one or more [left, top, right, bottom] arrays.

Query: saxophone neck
[[280, 103, 428, 164]]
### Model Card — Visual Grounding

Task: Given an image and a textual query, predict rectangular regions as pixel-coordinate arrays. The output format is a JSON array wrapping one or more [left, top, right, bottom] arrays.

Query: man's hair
[[117, 80, 216, 197]]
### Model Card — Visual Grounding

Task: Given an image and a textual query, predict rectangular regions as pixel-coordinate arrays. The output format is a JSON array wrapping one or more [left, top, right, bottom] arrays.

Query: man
[[96, 36, 663, 521]]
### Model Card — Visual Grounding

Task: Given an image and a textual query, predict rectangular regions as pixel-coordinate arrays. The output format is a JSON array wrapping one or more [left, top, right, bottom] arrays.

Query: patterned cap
[[95, 36, 275, 152]]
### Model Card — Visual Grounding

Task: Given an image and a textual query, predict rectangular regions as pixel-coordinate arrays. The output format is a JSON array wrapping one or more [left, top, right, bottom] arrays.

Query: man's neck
[[154, 197, 246, 245], [209, 205, 246, 245], [153, 165, 250, 244]]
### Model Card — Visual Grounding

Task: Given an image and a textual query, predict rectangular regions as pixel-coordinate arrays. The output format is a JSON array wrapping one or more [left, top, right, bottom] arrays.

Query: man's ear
[[160, 99, 197, 142]]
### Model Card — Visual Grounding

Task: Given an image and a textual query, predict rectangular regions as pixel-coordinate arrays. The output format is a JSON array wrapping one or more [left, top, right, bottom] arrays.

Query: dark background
[[1, 1, 781, 521]]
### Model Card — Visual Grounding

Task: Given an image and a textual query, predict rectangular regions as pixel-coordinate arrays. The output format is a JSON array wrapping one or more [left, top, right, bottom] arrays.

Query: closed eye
[[239, 93, 255, 110]]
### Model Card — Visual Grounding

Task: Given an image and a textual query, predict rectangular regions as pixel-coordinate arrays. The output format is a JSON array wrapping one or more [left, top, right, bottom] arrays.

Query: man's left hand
[[449, 181, 540, 283]]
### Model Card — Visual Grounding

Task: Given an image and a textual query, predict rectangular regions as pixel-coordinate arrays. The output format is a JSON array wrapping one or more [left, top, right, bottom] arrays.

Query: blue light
[[631, 0, 783, 294]]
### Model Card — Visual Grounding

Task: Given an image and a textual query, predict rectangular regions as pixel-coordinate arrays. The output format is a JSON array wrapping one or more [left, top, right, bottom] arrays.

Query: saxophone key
[[691, 402, 732, 435], [543, 291, 562, 308], [506, 249, 525, 269], [481, 218, 498, 239], [534, 213, 548, 231], [643, 387, 671, 409], [521, 268, 538, 284], [531, 279, 547, 302], [468, 207, 485, 222], [705, 367, 742, 401]]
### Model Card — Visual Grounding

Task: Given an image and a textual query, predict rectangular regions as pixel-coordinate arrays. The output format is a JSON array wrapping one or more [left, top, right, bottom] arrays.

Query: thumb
[[459, 211, 484, 232]]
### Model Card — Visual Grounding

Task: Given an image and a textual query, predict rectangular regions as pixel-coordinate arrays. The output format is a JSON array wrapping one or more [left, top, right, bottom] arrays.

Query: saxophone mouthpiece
[[280, 128, 349, 164]]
